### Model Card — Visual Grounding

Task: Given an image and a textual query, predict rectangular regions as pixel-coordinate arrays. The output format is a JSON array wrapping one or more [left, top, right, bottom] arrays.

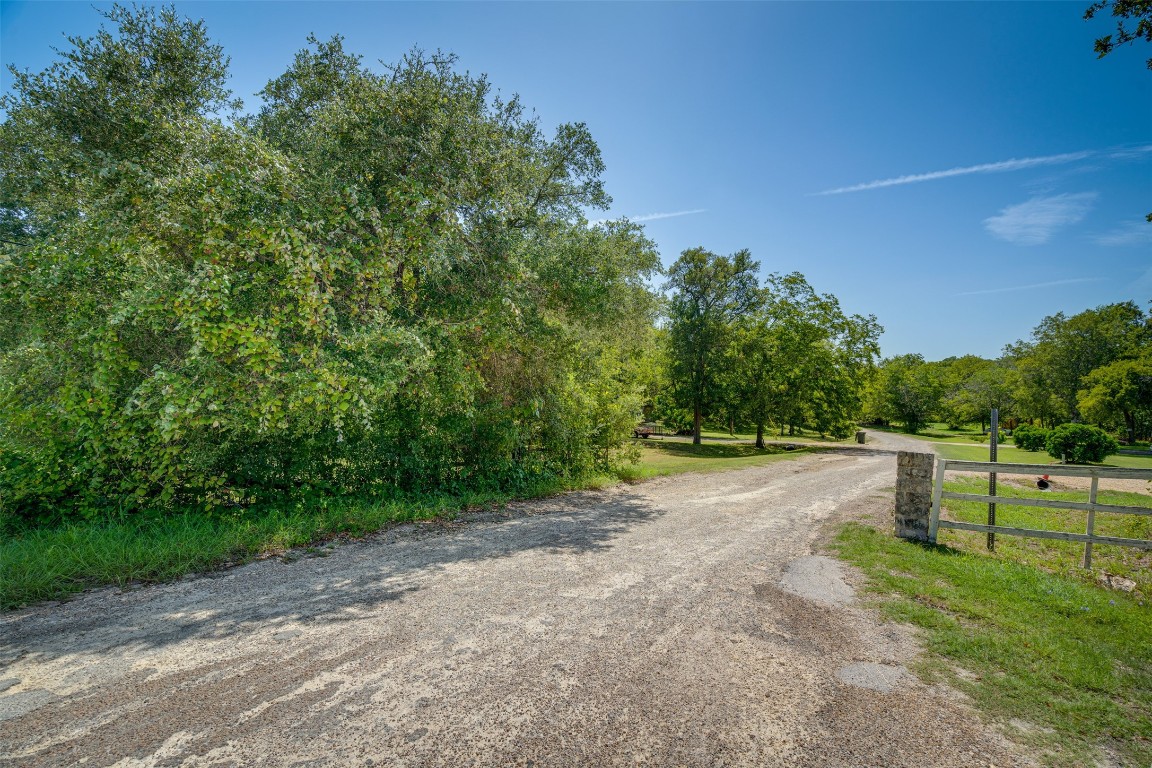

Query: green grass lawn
[[935, 476, 1152, 595], [622, 440, 807, 479], [696, 427, 758, 441], [934, 442, 1055, 463], [835, 522, 1152, 767], [934, 441, 1152, 470], [694, 425, 853, 444], [867, 422, 989, 443]]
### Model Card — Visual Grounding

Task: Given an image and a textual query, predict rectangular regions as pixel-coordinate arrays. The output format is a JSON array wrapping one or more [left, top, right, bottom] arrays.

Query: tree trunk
[[728, 415, 735, 436], [1125, 410, 1136, 445], [755, 421, 765, 449], [788, 423, 795, 437], [693, 403, 702, 445]]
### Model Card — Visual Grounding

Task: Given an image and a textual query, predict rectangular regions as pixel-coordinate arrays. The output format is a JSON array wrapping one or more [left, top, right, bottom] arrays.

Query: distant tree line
[[863, 302, 1152, 443]]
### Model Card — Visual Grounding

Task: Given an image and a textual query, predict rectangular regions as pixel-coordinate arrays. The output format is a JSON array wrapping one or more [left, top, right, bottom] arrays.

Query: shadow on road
[[1, 490, 662, 662]]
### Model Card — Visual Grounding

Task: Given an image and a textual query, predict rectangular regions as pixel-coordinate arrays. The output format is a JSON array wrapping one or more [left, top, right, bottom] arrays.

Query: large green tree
[[1006, 302, 1149, 424], [0, 5, 238, 245], [664, 247, 760, 444], [1078, 354, 1152, 443], [725, 273, 880, 447], [866, 354, 943, 434], [0, 7, 660, 522], [933, 356, 1016, 431]]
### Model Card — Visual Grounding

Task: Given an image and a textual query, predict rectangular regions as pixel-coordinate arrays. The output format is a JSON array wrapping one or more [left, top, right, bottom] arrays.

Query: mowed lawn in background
[[621, 439, 810, 479], [866, 422, 1152, 470], [866, 422, 989, 444], [696, 427, 854, 444]]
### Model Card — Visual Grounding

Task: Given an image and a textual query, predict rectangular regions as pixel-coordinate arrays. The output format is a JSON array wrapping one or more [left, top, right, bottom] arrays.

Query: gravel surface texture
[[0, 432, 1033, 767]]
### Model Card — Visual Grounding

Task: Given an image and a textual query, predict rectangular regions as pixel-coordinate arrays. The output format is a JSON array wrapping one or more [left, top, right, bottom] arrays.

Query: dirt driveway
[[1, 438, 1031, 767]]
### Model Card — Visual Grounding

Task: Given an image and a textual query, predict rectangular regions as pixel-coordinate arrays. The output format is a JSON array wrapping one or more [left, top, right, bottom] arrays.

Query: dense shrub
[[1012, 424, 1050, 452], [1045, 424, 1119, 464], [0, 10, 659, 525]]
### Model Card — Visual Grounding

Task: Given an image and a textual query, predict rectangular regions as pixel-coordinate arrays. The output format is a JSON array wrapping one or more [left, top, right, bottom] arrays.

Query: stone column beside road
[[894, 451, 934, 541]]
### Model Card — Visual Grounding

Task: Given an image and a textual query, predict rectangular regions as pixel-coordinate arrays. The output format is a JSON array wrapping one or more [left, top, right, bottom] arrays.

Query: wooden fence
[[928, 459, 1152, 568]]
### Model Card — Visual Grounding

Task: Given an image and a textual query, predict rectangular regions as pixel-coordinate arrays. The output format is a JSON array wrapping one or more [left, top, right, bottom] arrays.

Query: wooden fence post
[[1083, 476, 1099, 569]]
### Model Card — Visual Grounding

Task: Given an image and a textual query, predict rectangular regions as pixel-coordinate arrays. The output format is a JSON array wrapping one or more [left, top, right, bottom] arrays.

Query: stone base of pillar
[[895, 451, 934, 542]]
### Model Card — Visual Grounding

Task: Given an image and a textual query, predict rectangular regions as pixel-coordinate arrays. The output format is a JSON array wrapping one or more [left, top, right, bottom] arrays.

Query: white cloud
[[815, 151, 1092, 196], [983, 192, 1097, 245], [814, 143, 1152, 197], [1093, 221, 1152, 247], [956, 277, 1104, 296]]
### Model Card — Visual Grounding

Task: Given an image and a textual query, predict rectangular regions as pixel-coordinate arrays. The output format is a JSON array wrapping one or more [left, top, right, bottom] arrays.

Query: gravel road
[[1, 433, 1032, 767]]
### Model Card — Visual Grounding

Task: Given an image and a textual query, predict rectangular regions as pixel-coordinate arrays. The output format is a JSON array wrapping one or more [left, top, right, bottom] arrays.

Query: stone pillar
[[895, 451, 934, 541]]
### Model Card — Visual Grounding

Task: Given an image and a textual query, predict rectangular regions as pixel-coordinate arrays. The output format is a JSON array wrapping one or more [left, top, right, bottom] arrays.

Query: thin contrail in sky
[[629, 209, 707, 222], [815, 151, 1094, 195], [955, 277, 1103, 296]]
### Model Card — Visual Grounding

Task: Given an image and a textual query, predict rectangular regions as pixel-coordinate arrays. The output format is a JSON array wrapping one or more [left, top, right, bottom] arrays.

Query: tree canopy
[[1085, 0, 1152, 70], [0, 6, 659, 522], [1005, 301, 1149, 423], [725, 273, 879, 446], [664, 247, 760, 444]]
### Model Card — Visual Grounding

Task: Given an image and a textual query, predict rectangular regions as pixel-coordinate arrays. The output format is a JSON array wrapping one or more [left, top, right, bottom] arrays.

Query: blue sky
[[2, 1, 1150, 359]]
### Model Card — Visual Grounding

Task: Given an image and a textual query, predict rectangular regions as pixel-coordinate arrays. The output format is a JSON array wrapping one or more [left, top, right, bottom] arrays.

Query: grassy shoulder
[[1, 439, 806, 610], [0, 482, 586, 611], [834, 521, 1152, 767]]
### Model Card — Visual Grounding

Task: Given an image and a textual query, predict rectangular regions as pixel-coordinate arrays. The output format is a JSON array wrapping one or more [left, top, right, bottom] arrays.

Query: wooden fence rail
[[928, 459, 1152, 568]]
